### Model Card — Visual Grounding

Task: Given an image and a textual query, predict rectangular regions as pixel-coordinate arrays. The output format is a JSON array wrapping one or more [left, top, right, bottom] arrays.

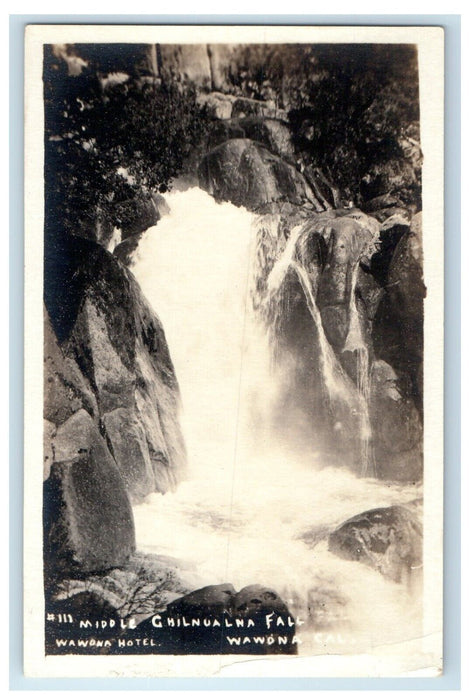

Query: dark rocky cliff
[[44, 234, 186, 576]]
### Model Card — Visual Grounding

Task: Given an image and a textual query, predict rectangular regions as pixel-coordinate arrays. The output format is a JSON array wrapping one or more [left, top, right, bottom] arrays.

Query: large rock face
[[310, 212, 380, 351], [44, 313, 135, 573], [44, 234, 187, 575], [159, 44, 212, 89], [372, 212, 424, 412], [44, 409, 135, 574], [387, 212, 425, 333], [208, 117, 295, 162], [196, 101, 423, 481], [45, 235, 186, 504], [198, 138, 319, 212], [369, 360, 423, 481], [44, 312, 98, 428]]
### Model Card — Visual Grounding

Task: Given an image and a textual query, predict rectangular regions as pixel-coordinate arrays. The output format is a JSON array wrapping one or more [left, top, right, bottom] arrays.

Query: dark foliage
[[43, 45, 209, 240], [287, 44, 421, 205]]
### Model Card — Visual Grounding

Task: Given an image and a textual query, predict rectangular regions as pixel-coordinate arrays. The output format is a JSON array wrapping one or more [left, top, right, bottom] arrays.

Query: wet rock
[[370, 360, 423, 481], [198, 138, 317, 212], [328, 504, 422, 583], [316, 217, 379, 304], [253, 203, 419, 480], [318, 305, 351, 350], [233, 584, 290, 617], [356, 265, 384, 322], [312, 214, 379, 350], [167, 583, 236, 616], [255, 209, 380, 465]]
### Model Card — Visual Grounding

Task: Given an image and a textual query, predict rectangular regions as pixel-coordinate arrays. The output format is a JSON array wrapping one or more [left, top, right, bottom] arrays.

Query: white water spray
[[130, 187, 422, 655]]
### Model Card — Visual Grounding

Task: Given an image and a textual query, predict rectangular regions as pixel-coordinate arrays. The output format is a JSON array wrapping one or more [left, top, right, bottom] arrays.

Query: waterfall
[[260, 219, 372, 473], [106, 226, 122, 253], [130, 187, 422, 654], [343, 262, 375, 477], [289, 261, 354, 408], [264, 222, 304, 295]]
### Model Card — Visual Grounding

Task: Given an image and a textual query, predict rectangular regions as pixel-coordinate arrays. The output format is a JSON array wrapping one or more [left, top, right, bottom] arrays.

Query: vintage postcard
[[24, 24, 444, 678]]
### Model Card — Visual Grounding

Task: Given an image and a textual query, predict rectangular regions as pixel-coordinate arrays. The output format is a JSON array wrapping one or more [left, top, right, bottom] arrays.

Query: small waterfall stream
[[262, 221, 374, 477], [289, 260, 356, 409], [343, 262, 375, 477]]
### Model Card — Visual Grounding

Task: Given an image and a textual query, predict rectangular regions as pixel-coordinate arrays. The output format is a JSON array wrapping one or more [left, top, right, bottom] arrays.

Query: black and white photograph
[[23, 24, 444, 678]]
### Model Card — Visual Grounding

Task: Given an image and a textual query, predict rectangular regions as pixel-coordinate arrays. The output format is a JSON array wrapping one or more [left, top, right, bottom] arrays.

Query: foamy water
[[130, 188, 422, 655]]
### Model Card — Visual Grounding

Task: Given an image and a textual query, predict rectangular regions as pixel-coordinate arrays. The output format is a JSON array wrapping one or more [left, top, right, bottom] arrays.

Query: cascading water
[[271, 256, 357, 412], [343, 262, 375, 478], [130, 187, 422, 655], [259, 217, 372, 472]]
